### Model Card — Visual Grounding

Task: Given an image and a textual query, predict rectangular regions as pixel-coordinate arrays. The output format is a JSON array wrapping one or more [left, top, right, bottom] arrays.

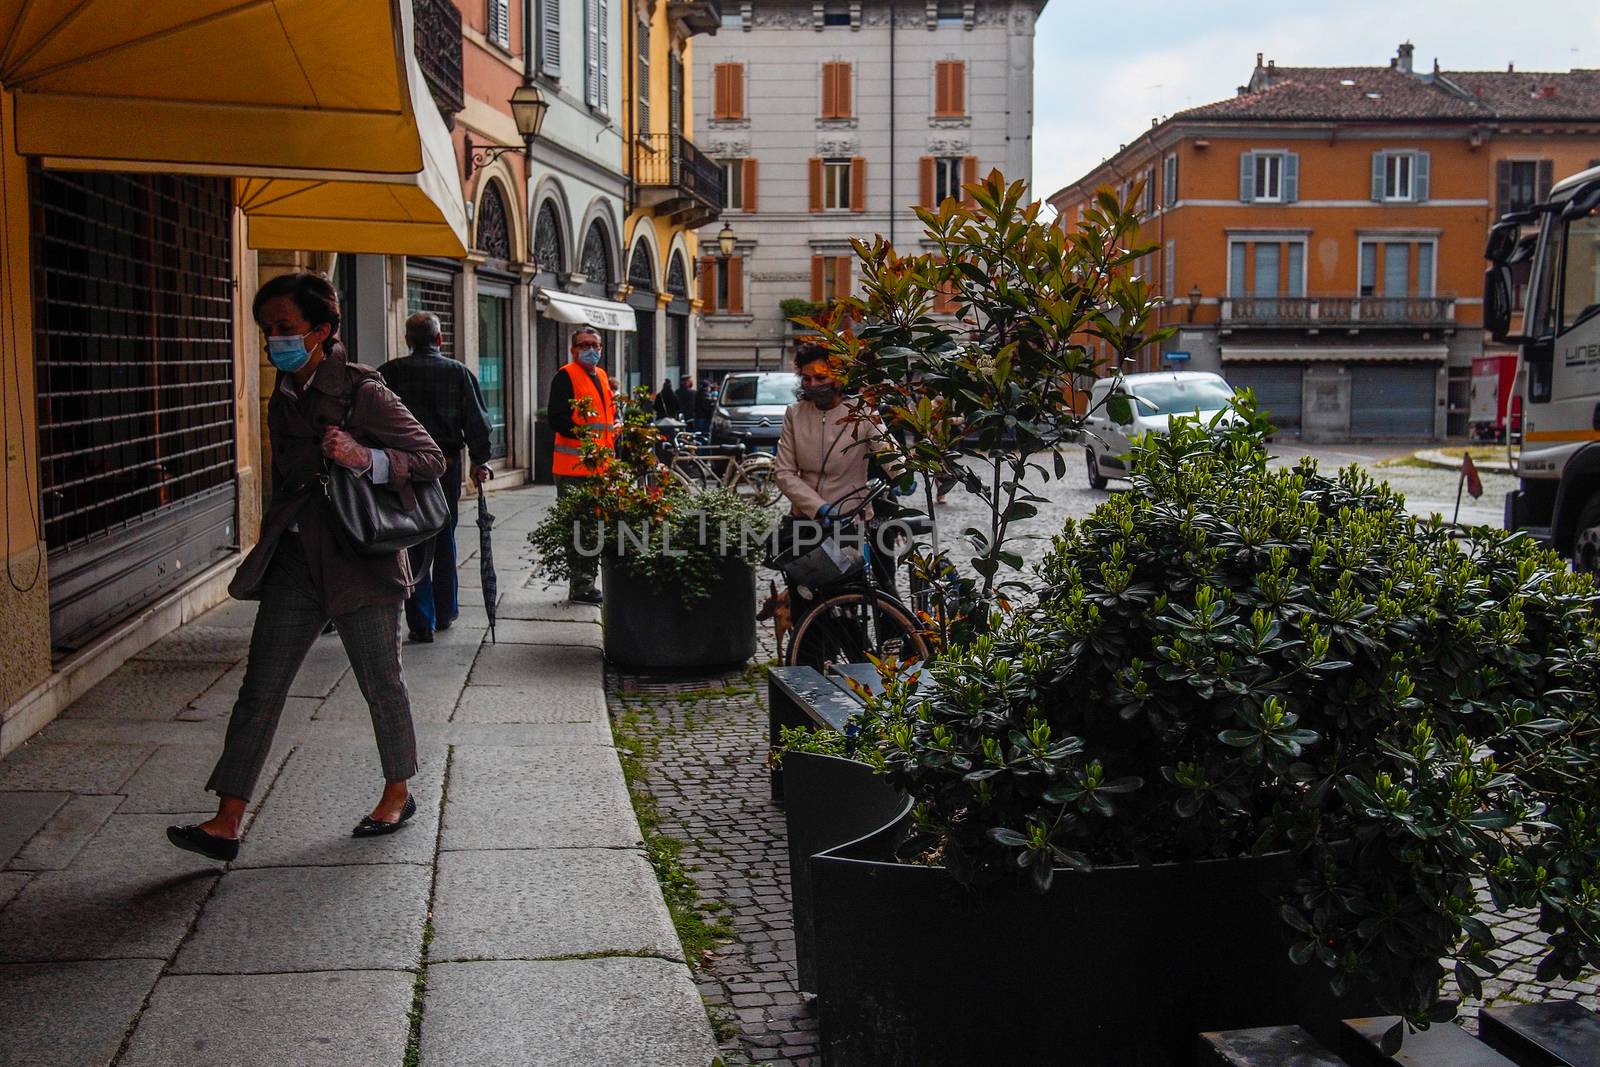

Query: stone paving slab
[[0, 740, 153, 793], [0, 959, 165, 1067], [442, 745, 640, 852], [133, 624, 253, 664], [495, 587, 601, 623], [0, 813, 219, 962], [63, 659, 234, 721], [121, 970, 414, 1067], [467, 642, 604, 688], [173, 863, 430, 974], [486, 619, 602, 647], [286, 634, 354, 698], [192, 598, 261, 629], [8, 794, 122, 870], [116, 741, 293, 815], [421, 958, 718, 1067], [451, 683, 608, 724], [0, 871, 31, 910], [316, 639, 479, 723], [180, 661, 248, 720], [0, 790, 68, 864], [230, 743, 446, 869], [431, 848, 682, 963]]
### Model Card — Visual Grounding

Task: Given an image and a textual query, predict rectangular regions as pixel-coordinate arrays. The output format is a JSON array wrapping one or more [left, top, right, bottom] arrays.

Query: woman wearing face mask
[[166, 272, 445, 862], [774, 342, 902, 588]]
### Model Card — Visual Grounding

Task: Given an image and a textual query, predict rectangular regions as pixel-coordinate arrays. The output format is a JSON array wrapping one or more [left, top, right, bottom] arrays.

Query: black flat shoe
[[352, 794, 416, 838], [407, 629, 434, 644], [166, 824, 240, 862]]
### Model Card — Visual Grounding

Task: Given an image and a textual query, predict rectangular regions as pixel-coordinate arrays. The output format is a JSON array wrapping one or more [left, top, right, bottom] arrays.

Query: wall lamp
[[464, 84, 549, 181]]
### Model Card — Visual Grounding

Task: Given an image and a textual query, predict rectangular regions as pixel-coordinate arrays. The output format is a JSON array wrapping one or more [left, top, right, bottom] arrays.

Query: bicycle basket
[[767, 517, 866, 589]]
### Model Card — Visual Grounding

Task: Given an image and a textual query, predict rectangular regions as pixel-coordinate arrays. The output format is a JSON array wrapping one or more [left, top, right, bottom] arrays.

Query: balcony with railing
[[634, 133, 724, 229], [668, 0, 723, 37], [414, 0, 464, 122], [1219, 295, 1456, 330]]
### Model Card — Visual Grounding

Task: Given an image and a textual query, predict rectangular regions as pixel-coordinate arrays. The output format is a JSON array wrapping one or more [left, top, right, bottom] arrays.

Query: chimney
[[1396, 41, 1414, 74], [1268, 59, 1276, 72], [1256, 51, 1263, 68], [1507, 62, 1515, 73]]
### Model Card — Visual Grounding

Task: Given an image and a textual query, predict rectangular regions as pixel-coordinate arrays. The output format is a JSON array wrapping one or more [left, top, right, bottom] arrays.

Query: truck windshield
[[1131, 378, 1236, 415], [721, 373, 800, 406], [1560, 213, 1600, 332]]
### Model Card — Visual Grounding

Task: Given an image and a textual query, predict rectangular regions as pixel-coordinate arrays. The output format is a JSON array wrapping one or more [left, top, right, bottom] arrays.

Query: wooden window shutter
[[935, 61, 964, 117], [1370, 151, 1386, 201], [713, 65, 728, 118], [851, 157, 866, 213], [951, 61, 965, 116], [962, 156, 978, 205], [1537, 159, 1554, 201], [743, 159, 759, 213], [539, 0, 561, 77], [698, 256, 716, 313], [820, 64, 835, 118], [727, 256, 744, 315], [1412, 151, 1429, 202], [919, 156, 935, 207], [834, 256, 852, 298], [730, 63, 744, 119], [934, 63, 949, 115], [808, 158, 824, 212], [837, 63, 852, 118], [1282, 152, 1299, 203], [1239, 151, 1256, 202], [1495, 160, 1512, 218], [811, 256, 825, 301]]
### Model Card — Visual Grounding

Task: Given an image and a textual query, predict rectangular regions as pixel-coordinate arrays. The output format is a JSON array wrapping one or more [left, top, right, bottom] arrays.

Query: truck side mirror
[[1484, 265, 1517, 343], [1485, 220, 1522, 263]]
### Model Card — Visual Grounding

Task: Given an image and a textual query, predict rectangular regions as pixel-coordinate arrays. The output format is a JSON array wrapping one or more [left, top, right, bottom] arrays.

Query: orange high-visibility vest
[[552, 362, 616, 477]]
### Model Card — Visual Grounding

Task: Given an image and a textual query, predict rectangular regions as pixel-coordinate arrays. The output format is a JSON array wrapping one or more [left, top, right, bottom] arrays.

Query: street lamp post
[[463, 85, 550, 181]]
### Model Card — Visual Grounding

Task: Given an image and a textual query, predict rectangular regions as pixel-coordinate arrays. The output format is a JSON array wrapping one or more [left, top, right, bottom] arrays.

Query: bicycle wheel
[[731, 457, 779, 505], [786, 590, 930, 669]]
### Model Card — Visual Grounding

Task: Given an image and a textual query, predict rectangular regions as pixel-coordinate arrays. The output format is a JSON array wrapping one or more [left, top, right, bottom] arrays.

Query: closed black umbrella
[[476, 485, 498, 643]]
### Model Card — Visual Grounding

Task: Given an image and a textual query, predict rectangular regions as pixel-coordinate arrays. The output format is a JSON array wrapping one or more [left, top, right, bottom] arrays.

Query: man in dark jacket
[[378, 312, 494, 642], [677, 375, 701, 436]]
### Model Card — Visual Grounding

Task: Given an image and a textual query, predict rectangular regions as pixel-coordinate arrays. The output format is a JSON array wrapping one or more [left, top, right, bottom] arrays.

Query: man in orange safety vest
[[547, 327, 616, 604]]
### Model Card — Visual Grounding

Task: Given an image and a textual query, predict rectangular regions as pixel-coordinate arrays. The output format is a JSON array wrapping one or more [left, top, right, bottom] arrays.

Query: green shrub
[[871, 412, 1600, 1023]]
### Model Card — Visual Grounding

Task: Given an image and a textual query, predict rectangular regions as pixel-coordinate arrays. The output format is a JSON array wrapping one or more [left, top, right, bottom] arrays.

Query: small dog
[[756, 580, 792, 650]]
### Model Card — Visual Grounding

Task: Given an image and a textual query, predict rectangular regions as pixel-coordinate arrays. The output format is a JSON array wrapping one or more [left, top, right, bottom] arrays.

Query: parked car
[[1083, 371, 1237, 489], [710, 371, 800, 452]]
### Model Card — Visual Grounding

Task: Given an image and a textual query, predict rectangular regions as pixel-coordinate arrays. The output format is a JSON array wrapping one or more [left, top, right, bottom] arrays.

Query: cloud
[[1032, 0, 1600, 199]]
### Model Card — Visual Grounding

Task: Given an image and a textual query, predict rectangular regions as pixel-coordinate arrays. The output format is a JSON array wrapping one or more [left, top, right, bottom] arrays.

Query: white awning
[[539, 290, 637, 332], [1221, 345, 1448, 364]]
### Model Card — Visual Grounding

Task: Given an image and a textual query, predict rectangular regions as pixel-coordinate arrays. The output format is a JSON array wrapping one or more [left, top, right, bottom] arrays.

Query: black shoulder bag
[[321, 382, 452, 556]]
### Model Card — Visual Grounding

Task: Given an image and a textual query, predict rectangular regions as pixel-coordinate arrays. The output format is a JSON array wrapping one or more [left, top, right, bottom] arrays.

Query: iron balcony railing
[[1219, 295, 1457, 327], [414, 0, 464, 120], [635, 132, 725, 214]]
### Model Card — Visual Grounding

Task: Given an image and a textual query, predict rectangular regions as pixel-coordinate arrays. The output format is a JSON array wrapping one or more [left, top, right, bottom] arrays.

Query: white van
[[1083, 371, 1238, 489]]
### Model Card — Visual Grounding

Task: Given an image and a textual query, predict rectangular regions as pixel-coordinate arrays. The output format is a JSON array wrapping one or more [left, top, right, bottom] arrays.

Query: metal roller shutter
[[34, 168, 237, 655], [1224, 364, 1302, 433], [1350, 364, 1436, 437]]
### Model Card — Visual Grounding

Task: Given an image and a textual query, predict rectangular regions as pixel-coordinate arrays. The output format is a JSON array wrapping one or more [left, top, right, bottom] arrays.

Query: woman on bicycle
[[774, 342, 901, 589]]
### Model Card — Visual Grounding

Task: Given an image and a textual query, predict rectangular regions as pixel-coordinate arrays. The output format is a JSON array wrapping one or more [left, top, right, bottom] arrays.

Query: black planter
[[600, 554, 756, 669], [780, 752, 908, 993], [811, 810, 1378, 1067]]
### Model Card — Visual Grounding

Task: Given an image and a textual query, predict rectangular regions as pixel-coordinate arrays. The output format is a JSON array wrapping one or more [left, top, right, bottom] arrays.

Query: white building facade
[[691, 0, 1044, 371]]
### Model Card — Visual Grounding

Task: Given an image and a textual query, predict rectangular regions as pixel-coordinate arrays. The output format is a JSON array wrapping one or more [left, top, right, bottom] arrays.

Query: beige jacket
[[774, 398, 897, 519]]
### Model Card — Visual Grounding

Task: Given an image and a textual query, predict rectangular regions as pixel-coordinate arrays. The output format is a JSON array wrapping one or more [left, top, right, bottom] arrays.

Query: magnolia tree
[[801, 172, 1173, 611]]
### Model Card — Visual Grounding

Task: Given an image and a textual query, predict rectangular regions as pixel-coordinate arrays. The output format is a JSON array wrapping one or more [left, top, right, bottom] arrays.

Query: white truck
[[1486, 163, 1600, 571]]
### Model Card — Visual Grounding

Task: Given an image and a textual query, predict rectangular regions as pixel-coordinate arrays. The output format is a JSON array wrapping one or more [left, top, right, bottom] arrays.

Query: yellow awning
[[1, 0, 468, 258], [235, 4, 468, 258], [0, 0, 420, 176]]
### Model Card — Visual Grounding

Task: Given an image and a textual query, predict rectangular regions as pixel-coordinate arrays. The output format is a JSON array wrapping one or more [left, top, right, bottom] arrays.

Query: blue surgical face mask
[[576, 346, 601, 368], [266, 331, 315, 373]]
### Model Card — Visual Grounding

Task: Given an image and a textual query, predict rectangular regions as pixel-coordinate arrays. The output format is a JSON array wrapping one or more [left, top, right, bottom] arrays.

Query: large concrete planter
[[810, 807, 1380, 1067], [600, 554, 756, 670], [780, 751, 907, 993]]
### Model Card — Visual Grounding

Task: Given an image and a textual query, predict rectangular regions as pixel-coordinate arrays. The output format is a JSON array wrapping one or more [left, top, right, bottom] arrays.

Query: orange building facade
[[1049, 44, 1600, 440]]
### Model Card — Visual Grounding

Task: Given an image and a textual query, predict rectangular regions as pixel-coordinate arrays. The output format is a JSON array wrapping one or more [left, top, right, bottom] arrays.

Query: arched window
[[666, 251, 688, 298], [627, 243, 656, 291], [533, 200, 563, 275], [580, 220, 613, 284], [475, 182, 512, 260]]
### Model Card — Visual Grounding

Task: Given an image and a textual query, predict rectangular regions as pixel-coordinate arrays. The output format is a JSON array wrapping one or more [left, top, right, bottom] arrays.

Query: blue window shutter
[[540, 0, 561, 78], [1229, 242, 1247, 297], [1283, 152, 1299, 203], [1414, 151, 1430, 202], [1239, 152, 1255, 203], [1371, 152, 1386, 201], [1287, 243, 1304, 296]]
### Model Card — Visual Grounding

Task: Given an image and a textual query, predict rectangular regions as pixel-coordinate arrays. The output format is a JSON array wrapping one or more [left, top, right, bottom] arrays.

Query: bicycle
[[775, 480, 937, 670], [660, 428, 779, 505]]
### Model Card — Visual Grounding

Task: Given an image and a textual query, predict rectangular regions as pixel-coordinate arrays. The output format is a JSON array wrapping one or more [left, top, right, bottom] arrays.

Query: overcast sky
[[1031, 0, 1600, 200]]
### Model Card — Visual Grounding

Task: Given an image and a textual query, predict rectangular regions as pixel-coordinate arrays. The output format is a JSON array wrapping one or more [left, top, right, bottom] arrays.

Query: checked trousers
[[206, 534, 418, 800]]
